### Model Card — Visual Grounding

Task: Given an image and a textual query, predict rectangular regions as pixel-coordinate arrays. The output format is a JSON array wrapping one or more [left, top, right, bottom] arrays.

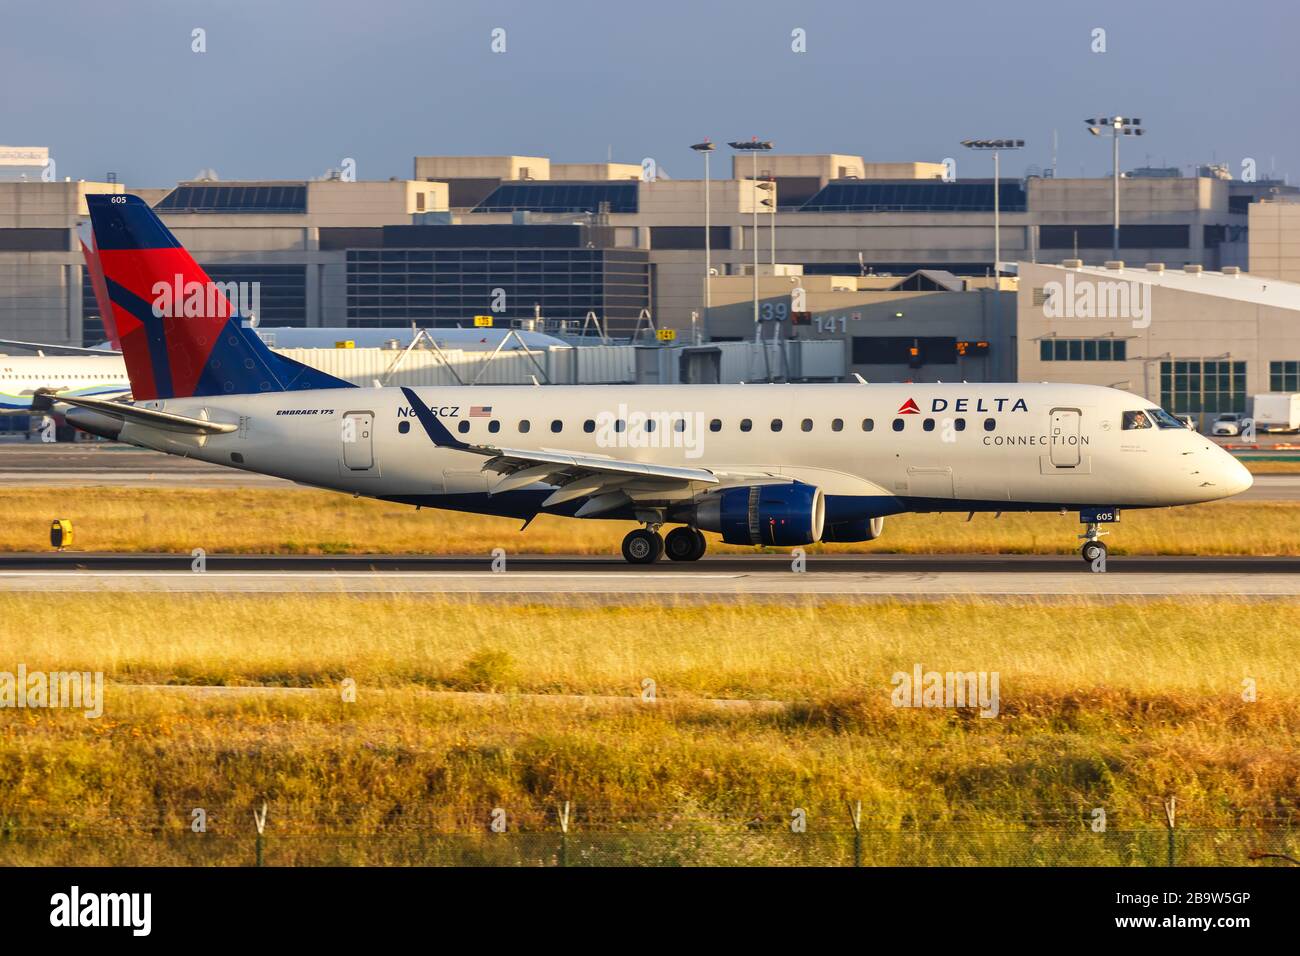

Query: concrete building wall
[[1016, 260, 1300, 423], [701, 274, 1015, 383], [1249, 199, 1300, 282], [552, 162, 641, 180], [0, 182, 122, 345], [413, 155, 549, 181]]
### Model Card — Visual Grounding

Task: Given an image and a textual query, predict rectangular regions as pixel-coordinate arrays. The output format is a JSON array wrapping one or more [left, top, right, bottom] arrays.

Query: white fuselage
[[112, 382, 1253, 517], [0, 355, 130, 411]]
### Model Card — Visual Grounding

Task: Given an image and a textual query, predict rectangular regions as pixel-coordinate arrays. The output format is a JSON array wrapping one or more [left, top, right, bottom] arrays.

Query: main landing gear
[[621, 525, 707, 564], [664, 526, 707, 562]]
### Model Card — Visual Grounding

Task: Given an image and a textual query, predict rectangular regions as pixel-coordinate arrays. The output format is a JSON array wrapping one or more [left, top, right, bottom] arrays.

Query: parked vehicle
[[1211, 412, 1244, 437], [1250, 393, 1300, 433]]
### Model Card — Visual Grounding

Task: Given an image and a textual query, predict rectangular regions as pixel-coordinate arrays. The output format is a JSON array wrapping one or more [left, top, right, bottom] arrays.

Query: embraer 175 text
[[50, 195, 1253, 564]]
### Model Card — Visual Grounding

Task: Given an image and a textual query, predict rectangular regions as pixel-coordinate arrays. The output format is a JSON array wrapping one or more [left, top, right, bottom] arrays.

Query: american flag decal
[[469, 405, 493, 418]]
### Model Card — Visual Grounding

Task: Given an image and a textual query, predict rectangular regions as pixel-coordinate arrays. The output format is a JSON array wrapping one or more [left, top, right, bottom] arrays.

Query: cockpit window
[[1122, 410, 1152, 430], [1146, 407, 1187, 429]]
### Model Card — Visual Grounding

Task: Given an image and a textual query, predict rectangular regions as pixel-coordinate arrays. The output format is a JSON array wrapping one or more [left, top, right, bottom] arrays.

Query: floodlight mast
[[960, 138, 1025, 278], [1086, 117, 1145, 259], [729, 139, 774, 336], [690, 140, 716, 333]]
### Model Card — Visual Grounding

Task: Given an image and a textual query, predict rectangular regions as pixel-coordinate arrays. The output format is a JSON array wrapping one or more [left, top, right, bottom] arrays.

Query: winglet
[[400, 387, 470, 450]]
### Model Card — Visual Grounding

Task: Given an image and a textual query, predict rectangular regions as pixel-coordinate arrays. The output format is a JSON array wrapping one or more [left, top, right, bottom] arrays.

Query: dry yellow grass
[[2, 594, 1296, 699], [1244, 460, 1300, 474], [1, 594, 1296, 864], [2, 487, 1298, 555]]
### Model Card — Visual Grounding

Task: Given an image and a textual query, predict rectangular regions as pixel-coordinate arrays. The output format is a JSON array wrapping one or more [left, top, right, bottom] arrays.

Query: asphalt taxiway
[[1, 552, 1296, 601]]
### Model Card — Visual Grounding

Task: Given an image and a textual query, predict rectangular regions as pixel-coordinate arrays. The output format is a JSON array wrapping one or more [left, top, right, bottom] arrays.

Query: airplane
[[0, 354, 131, 413], [52, 194, 1254, 565]]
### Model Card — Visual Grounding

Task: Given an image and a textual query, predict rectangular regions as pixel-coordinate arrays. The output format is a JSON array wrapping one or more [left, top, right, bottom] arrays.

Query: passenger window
[[457, 421, 470, 434], [674, 418, 686, 433], [583, 420, 595, 433], [954, 418, 966, 432], [615, 419, 626, 433], [740, 419, 752, 432], [709, 419, 721, 432], [645, 419, 656, 433], [983, 418, 996, 432], [892, 419, 904, 432], [922, 418, 935, 432], [862, 418, 874, 432], [831, 418, 843, 432], [551, 420, 563, 433], [488, 420, 500, 434], [398, 421, 411, 434], [771, 419, 783, 432], [1122, 410, 1152, 430], [801, 419, 813, 432], [519, 420, 531, 433]]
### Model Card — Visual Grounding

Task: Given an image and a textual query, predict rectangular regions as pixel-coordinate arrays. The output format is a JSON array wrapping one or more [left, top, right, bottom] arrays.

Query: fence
[[3, 823, 1295, 867]]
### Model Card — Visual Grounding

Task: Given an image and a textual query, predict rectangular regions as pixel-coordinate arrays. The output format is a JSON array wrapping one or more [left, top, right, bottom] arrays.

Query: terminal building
[[1017, 258, 1300, 426], [0, 148, 1297, 394]]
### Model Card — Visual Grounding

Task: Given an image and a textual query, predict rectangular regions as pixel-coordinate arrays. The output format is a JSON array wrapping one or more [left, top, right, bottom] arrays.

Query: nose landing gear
[[1077, 507, 1118, 564], [1079, 531, 1108, 564]]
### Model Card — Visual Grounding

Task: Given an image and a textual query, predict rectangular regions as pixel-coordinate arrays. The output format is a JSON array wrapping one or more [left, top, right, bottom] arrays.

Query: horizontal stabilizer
[[35, 389, 237, 435]]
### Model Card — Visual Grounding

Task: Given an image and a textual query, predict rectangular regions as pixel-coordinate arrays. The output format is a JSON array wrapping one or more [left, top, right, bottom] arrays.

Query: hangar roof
[[1031, 261, 1300, 311]]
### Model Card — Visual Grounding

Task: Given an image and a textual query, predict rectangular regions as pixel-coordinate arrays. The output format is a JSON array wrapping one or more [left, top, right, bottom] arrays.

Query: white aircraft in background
[[0, 354, 131, 413], [52, 195, 1254, 565]]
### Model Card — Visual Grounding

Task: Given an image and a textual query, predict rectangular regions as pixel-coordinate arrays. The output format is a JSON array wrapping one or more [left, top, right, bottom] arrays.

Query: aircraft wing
[[33, 390, 237, 435], [0, 338, 117, 356], [399, 386, 781, 514]]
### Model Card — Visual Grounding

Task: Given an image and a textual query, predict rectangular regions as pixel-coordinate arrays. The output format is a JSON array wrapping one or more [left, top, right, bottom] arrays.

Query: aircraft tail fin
[[84, 194, 353, 400]]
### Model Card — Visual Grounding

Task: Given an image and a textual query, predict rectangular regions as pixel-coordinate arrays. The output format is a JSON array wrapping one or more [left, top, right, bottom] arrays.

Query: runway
[[0, 445, 289, 487], [0, 444, 1297, 498], [1, 552, 1297, 600]]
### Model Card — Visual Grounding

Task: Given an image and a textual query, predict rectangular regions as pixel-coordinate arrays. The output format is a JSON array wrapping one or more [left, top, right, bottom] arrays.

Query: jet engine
[[685, 482, 825, 546], [821, 515, 886, 542]]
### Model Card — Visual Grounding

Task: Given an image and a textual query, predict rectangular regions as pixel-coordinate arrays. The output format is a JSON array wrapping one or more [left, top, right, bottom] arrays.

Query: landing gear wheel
[[1080, 540, 1107, 564], [665, 526, 707, 561], [622, 528, 663, 564]]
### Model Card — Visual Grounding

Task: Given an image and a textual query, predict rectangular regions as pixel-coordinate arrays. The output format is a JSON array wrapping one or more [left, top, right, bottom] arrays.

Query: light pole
[[690, 139, 715, 336], [1086, 117, 1144, 260], [960, 139, 1024, 278], [729, 139, 774, 338], [764, 176, 776, 266]]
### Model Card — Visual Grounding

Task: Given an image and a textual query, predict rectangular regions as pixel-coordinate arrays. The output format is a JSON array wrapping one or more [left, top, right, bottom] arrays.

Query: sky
[[3, 0, 1298, 187]]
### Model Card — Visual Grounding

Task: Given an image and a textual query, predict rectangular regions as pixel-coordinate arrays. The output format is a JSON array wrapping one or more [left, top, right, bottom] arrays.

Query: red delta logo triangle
[[898, 397, 921, 414]]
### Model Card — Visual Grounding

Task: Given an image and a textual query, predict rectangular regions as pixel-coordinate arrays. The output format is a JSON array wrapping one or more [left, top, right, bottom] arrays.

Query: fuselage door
[[342, 411, 375, 470], [1049, 407, 1082, 467]]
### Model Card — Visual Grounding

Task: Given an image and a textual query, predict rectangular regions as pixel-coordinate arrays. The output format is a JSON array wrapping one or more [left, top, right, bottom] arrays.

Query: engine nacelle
[[821, 515, 885, 543], [690, 482, 825, 546]]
